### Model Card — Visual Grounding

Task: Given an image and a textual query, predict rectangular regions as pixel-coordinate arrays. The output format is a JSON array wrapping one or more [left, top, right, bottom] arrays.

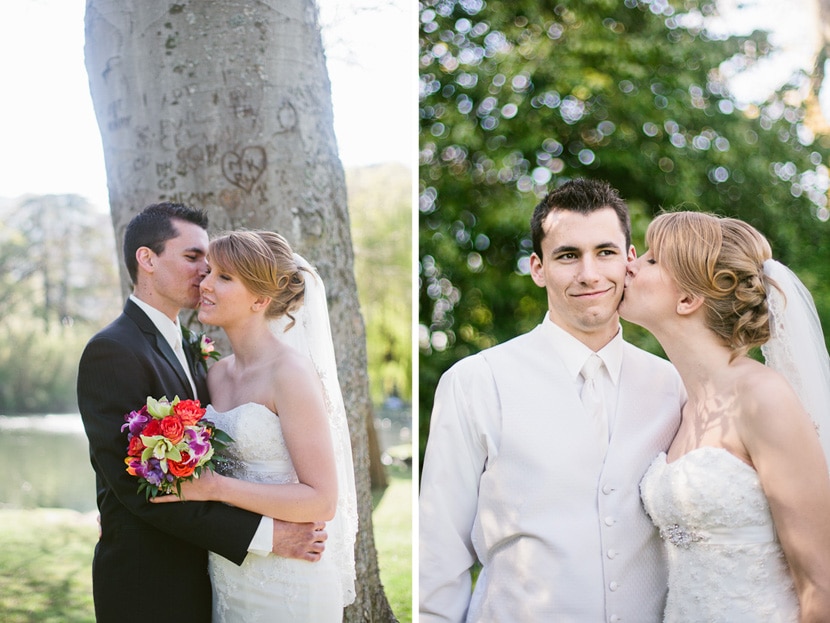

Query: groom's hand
[[271, 519, 328, 562]]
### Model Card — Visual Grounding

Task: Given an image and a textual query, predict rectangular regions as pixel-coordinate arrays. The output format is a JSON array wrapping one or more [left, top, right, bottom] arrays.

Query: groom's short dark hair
[[530, 178, 631, 261], [123, 202, 209, 284]]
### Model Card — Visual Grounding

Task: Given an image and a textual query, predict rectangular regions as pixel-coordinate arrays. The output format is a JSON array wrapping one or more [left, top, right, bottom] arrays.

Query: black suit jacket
[[77, 299, 261, 623]]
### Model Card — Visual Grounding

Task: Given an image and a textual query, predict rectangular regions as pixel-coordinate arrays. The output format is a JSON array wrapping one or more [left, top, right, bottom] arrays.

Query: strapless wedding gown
[[205, 403, 342, 623], [640, 447, 799, 622]]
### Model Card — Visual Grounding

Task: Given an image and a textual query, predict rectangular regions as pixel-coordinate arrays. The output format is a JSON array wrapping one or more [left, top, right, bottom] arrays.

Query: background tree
[[5, 195, 121, 327], [350, 163, 413, 489], [0, 196, 120, 413], [350, 163, 413, 405], [419, 0, 830, 463], [85, 1, 396, 619]]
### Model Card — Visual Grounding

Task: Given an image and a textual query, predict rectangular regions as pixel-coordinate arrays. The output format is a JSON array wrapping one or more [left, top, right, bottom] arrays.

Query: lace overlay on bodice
[[640, 447, 798, 622], [209, 402, 297, 485], [205, 403, 341, 623]]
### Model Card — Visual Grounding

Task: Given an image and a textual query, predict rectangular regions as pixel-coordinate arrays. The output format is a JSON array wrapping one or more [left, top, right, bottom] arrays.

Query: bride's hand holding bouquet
[[122, 395, 230, 500]]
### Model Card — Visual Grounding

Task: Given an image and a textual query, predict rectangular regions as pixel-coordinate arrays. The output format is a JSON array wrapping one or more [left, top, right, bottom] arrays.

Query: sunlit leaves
[[419, 0, 830, 446]]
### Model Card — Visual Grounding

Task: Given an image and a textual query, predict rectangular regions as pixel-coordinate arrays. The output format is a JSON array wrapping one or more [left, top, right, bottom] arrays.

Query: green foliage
[[349, 164, 413, 404], [0, 196, 121, 414], [0, 221, 35, 317], [0, 318, 92, 414], [419, 0, 830, 459]]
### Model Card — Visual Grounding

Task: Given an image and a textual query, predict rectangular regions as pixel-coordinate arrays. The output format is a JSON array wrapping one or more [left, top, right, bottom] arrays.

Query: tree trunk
[[84, 1, 396, 620], [367, 406, 388, 489]]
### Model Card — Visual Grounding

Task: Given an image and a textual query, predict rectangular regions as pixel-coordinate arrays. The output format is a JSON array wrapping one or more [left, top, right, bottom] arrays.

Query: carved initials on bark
[[221, 146, 266, 192]]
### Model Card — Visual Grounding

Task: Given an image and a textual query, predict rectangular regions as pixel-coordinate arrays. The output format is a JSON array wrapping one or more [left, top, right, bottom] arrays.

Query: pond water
[[0, 406, 412, 513], [0, 414, 97, 512]]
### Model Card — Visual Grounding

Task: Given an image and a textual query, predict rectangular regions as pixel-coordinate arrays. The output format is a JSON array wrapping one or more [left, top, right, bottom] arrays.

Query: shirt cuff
[[247, 516, 274, 556]]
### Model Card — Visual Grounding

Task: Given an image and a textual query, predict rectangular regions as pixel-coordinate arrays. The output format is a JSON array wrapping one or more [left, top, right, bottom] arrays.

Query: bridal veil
[[270, 254, 358, 606], [762, 259, 830, 468]]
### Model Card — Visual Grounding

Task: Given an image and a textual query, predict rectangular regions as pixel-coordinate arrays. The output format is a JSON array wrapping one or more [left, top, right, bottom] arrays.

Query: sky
[[704, 0, 822, 105], [0, 0, 414, 211]]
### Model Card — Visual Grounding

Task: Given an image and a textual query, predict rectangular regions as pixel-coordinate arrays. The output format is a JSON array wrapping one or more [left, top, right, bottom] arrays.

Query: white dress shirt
[[419, 315, 685, 622], [129, 295, 197, 398]]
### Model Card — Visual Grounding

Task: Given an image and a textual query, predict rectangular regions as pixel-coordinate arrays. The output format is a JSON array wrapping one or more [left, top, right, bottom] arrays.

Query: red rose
[[169, 452, 196, 478], [127, 436, 145, 457], [174, 399, 205, 426], [142, 418, 162, 437], [160, 416, 185, 444]]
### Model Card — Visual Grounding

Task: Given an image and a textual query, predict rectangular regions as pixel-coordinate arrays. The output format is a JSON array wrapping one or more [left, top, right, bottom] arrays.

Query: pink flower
[[199, 335, 216, 360]]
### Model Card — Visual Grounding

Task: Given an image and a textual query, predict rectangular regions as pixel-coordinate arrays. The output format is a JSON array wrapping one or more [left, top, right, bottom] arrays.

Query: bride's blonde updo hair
[[646, 211, 775, 359], [208, 230, 306, 328]]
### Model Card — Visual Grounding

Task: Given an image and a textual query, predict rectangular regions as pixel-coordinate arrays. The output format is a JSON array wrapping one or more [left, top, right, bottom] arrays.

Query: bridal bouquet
[[122, 395, 231, 500]]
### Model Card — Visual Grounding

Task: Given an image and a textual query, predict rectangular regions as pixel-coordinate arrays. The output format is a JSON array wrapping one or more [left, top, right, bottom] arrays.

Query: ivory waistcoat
[[467, 327, 683, 622]]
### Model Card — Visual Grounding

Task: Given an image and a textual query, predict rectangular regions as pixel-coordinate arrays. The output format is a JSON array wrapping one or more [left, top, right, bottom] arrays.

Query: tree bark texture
[[84, 1, 396, 620]]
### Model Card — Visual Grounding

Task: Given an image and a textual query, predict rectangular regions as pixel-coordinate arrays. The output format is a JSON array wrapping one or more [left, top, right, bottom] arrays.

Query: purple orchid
[[183, 427, 213, 462], [135, 457, 165, 487], [122, 405, 151, 437]]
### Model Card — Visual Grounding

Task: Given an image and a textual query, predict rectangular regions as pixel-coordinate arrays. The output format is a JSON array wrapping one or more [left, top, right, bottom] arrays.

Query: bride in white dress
[[620, 211, 830, 621], [155, 230, 357, 621]]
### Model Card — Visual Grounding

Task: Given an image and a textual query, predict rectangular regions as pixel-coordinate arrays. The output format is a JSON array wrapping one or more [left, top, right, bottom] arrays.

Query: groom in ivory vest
[[419, 179, 685, 622], [77, 203, 326, 623]]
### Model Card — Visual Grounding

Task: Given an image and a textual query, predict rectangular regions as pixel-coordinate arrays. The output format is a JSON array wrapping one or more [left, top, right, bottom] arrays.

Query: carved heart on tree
[[221, 146, 266, 192]]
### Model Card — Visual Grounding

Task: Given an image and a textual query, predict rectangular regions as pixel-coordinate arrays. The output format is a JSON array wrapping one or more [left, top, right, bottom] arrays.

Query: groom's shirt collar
[[129, 294, 184, 353], [539, 312, 624, 386]]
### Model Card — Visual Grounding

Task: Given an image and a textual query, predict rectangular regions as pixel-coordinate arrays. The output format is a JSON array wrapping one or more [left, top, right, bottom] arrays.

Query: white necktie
[[580, 354, 608, 451], [173, 338, 198, 399]]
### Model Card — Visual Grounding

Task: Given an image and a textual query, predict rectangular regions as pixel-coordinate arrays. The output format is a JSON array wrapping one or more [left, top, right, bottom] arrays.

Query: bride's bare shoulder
[[736, 359, 809, 431], [208, 353, 232, 374], [271, 340, 316, 383]]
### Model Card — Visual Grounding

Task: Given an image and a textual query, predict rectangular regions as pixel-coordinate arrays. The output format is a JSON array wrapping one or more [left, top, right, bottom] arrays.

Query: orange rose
[[168, 452, 197, 478], [160, 416, 184, 443], [127, 436, 145, 457], [174, 399, 205, 425]]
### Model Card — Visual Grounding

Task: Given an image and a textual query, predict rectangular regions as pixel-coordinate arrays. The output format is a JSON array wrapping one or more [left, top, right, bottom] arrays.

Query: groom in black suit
[[77, 203, 326, 622]]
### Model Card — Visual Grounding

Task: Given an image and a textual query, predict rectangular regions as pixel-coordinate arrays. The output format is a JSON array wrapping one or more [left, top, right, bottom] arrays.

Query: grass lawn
[[0, 509, 97, 623], [0, 468, 413, 622], [373, 465, 413, 622]]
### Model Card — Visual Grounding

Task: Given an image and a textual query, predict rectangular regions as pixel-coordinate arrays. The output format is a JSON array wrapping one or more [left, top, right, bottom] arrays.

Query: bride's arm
[[154, 356, 338, 523], [743, 373, 830, 622]]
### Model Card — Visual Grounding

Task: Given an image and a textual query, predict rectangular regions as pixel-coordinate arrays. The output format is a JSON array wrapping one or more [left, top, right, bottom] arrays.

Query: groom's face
[[530, 207, 634, 349], [149, 219, 209, 316]]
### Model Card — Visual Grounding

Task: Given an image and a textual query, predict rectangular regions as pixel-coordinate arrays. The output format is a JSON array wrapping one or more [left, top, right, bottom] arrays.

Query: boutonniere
[[181, 325, 221, 372]]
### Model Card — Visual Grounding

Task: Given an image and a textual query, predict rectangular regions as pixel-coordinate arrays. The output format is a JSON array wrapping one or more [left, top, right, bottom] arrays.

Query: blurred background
[[419, 0, 830, 465]]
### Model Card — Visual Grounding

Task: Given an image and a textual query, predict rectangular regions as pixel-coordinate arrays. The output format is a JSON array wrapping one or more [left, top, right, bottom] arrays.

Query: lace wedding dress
[[640, 446, 799, 622], [206, 403, 343, 622]]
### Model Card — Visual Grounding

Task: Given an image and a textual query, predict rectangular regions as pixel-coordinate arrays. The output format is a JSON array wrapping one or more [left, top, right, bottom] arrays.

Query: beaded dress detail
[[206, 403, 342, 623], [640, 447, 798, 622]]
